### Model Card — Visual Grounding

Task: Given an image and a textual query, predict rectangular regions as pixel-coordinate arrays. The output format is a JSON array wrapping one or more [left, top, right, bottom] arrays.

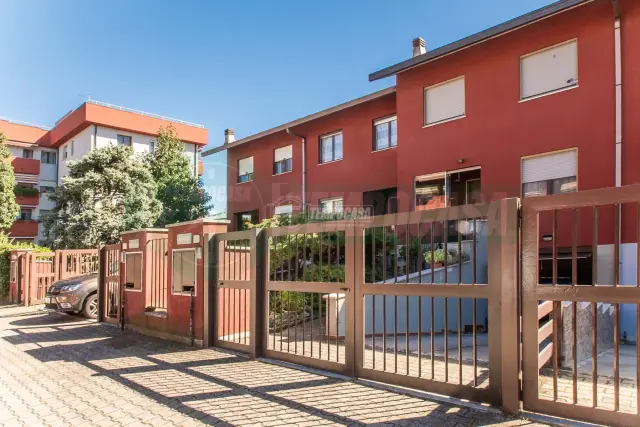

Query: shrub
[[0, 233, 50, 298], [14, 186, 39, 197]]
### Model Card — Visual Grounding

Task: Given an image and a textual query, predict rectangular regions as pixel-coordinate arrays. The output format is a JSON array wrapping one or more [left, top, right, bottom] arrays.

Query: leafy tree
[[0, 130, 20, 231], [43, 146, 162, 249], [145, 125, 212, 227]]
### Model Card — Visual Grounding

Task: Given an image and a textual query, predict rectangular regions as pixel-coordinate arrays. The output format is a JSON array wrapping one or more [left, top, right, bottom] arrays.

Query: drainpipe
[[285, 128, 307, 213], [612, 0, 623, 282]]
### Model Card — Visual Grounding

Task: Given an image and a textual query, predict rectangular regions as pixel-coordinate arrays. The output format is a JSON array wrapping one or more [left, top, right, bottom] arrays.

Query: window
[[70, 141, 74, 156], [415, 168, 481, 210], [41, 151, 57, 165], [374, 116, 397, 151], [274, 204, 293, 216], [125, 253, 143, 291], [273, 145, 293, 175], [172, 250, 196, 294], [522, 150, 577, 198], [424, 77, 465, 126], [320, 197, 343, 214], [63, 147, 68, 160], [18, 208, 32, 221], [235, 210, 259, 231], [38, 210, 52, 221], [148, 140, 155, 153], [238, 157, 254, 183], [22, 149, 34, 159], [40, 186, 55, 194], [117, 134, 132, 147], [319, 132, 343, 164], [521, 40, 578, 99]]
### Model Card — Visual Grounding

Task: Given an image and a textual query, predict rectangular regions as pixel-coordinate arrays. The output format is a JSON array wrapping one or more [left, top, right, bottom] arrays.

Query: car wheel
[[83, 294, 98, 319]]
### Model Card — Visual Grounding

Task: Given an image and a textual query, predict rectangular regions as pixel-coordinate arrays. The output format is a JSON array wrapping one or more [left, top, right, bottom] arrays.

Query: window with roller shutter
[[424, 76, 465, 126], [238, 157, 254, 183], [521, 149, 577, 198], [521, 40, 578, 100], [273, 145, 292, 175]]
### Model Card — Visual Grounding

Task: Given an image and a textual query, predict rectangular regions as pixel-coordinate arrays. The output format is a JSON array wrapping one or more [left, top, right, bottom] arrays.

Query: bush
[[14, 186, 39, 197], [0, 233, 50, 298]]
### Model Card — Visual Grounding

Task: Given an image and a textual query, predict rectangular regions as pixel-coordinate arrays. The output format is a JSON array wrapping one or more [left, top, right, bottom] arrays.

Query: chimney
[[412, 37, 426, 57], [224, 128, 235, 144]]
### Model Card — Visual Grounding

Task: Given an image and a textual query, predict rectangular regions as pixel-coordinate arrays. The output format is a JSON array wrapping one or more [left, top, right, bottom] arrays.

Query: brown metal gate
[[354, 199, 519, 409], [522, 185, 640, 426], [99, 244, 122, 325], [262, 221, 355, 376], [212, 229, 263, 358]]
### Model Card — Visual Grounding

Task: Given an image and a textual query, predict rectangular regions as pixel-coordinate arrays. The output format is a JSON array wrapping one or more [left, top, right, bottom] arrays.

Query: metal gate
[[522, 185, 640, 426], [212, 229, 262, 358], [262, 221, 355, 376], [354, 200, 519, 409], [100, 244, 122, 325]]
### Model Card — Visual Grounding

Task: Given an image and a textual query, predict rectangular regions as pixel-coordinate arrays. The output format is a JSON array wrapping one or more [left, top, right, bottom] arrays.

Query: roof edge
[[369, 0, 593, 81], [202, 86, 396, 156]]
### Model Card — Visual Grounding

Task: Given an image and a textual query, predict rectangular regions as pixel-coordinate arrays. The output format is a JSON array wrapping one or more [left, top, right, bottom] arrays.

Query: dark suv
[[44, 274, 98, 319]]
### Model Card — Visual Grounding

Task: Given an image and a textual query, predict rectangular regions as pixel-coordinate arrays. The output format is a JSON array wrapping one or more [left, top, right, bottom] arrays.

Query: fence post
[[203, 233, 213, 347], [253, 228, 265, 359], [98, 246, 106, 323]]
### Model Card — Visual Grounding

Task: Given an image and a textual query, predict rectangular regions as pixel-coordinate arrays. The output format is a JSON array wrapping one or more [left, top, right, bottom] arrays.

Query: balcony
[[11, 157, 40, 175], [15, 194, 39, 206], [9, 220, 38, 238]]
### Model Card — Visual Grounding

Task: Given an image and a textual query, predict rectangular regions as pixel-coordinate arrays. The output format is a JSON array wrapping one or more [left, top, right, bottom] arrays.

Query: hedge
[[0, 233, 50, 298]]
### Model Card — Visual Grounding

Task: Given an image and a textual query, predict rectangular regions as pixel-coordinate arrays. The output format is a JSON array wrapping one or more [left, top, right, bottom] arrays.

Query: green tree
[[146, 125, 212, 227], [0, 130, 20, 231], [43, 146, 162, 249]]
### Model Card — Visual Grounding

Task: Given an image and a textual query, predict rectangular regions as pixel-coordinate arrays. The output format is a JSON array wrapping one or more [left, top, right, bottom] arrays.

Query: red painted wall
[[227, 93, 397, 229]]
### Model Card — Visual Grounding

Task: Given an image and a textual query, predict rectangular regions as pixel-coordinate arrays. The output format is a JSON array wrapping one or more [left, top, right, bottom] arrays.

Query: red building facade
[[212, 0, 640, 236]]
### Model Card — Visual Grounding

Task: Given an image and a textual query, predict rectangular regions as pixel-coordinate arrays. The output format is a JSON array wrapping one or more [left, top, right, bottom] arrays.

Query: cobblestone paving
[[0, 305, 548, 426]]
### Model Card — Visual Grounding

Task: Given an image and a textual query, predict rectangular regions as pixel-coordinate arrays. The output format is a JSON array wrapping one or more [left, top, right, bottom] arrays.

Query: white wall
[[58, 126, 93, 182]]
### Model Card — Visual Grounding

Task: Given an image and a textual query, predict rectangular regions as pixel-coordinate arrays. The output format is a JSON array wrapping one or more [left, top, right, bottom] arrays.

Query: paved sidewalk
[[0, 305, 547, 426]]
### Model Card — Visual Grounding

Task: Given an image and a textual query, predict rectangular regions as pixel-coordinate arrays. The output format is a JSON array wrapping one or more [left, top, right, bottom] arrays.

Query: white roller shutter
[[238, 157, 253, 175], [522, 150, 576, 184], [521, 40, 578, 99], [274, 145, 292, 161], [424, 77, 465, 125]]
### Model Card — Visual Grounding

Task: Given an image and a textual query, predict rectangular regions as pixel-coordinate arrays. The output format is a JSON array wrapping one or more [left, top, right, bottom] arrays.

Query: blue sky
[[0, 0, 556, 214]]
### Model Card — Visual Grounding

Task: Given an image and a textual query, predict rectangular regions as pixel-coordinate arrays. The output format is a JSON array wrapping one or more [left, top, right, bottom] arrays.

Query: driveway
[[0, 305, 548, 426]]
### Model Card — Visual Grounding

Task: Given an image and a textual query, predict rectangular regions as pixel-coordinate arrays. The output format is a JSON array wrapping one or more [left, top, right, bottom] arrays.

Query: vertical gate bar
[[383, 227, 387, 283], [383, 294, 387, 371], [295, 291, 298, 355], [572, 301, 578, 404], [458, 297, 462, 385], [319, 291, 323, 360], [430, 222, 435, 283], [593, 207, 598, 285], [271, 292, 275, 350], [614, 303, 620, 411], [372, 228, 376, 283], [592, 302, 598, 407], [336, 290, 339, 362], [302, 290, 305, 356], [458, 219, 462, 285], [243, 288, 247, 345], [287, 291, 291, 352], [288, 234, 292, 282], [394, 295, 398, 373], [303, 234, 307, 281], [553, 301, 560, 401], [553, 210, 557, 286], [280, 236, 285, 282], [319, 233, 323, 282], [337, 231, 341, 277], [393, 226, 398, 284], [614, 204, 620, 287], [310, 292, 314, 357], [418, 223, 422, 284], [445, 297, 449, 382], [233, 284, 236, 343], [472, 219, 477, 285], [295, 235, 299, 281], [430, 296, 434, 379], [371, 294, 376, 369], [280, 290, 283, 351], [418, 296, 422, 378], [406, 295, 409, 375], [473, 297, 477, 386], [221, 285, 225, 340], [405, 224, 409, 283], [444, 221, 448, 284]]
